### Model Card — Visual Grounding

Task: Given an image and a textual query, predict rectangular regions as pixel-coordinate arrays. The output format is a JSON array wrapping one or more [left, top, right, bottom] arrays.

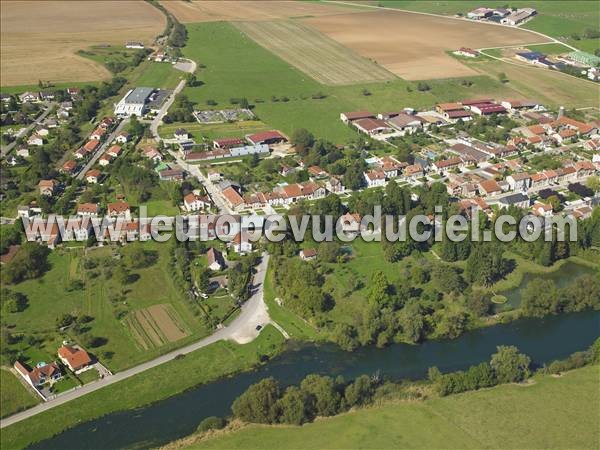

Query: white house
[[207, 247, 226, 271], [231, 232, 252, 254], [364, 170, 386, 188], [183, 192, 208, 212], [506, 173, 532, 193], [27, 134, 44, 146], [115, 131, 131, 144]]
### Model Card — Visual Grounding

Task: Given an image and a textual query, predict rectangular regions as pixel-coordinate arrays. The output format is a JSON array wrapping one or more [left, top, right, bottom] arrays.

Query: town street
[[75, 119, 129, 181], [1, 103, 55, 157], [1, 253, 275, 428]]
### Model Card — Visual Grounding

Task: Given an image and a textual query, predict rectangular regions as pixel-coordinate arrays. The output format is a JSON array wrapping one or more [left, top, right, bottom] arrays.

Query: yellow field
[[234, 21, 395, 85], [0, 1, 165, 86]]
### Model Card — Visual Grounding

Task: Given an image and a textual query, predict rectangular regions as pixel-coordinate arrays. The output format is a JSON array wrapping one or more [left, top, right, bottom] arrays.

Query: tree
[[521, 278, 559, 317], [300, 374, 341, 417], [586, 175, 600, 193], [290, 128, 315, 154], [231, 377, 281, 424], [368, 271, 391, 307], [1, 289, 28, 313], [318, 241, 342, 263], [498, 72, 508, 83], [466, 243, 510, 287], [466, 290, 492, 317], [398, 303, 425, 343], [276, 386, 312, 425], [122, 247, 157, 269], [197, 267, 211, 293], [344, 375, 374, 407], [490, 346, 531, 383], [2, 243, 50, 284]]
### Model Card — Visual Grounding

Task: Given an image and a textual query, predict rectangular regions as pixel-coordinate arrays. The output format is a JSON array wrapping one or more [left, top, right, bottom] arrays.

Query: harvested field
[[125, 304, 190, 350], [304, 10, 552, 80], [234, 21, 395, 85], [0, 1, 165, 86], [161, 0, 363, 23]]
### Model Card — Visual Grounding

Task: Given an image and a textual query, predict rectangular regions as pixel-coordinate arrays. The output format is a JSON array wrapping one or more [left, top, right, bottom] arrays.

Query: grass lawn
[[184, 364, 600, 450], [144, 199, 180, 216], [159, 120, 272, 142], [0, 368, 40, 419], [132, 62, 183, 89], [49, 375, 79, 395], [181, 22, 527, 143], [0, 325, 285, 450], [76, 369, 100, 385], [4, 242, 211, 373]]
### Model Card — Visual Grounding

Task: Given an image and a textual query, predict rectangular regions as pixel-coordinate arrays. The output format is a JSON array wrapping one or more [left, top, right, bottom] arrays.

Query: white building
[[114, 87, 154, 117]]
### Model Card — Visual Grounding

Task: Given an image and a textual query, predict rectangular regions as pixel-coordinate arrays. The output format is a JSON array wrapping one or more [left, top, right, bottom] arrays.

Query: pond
[[30, 310, 600, 450], [494, 261, 598, 312]]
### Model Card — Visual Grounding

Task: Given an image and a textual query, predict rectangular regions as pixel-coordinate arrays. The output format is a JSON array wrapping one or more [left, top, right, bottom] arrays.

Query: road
[[1, 253, 273, 429], [75, 119, 129, 181], [1, 103, 55, 157]]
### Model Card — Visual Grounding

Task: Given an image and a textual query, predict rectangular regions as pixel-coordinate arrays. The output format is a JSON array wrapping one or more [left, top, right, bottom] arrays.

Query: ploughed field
[[233, 20, 396, 85], [0, 0, 164, 86], [303, 9, 551, 80]]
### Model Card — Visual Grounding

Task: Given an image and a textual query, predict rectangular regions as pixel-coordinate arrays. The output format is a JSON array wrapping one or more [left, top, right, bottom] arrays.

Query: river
[[30, 310, 600, 450]]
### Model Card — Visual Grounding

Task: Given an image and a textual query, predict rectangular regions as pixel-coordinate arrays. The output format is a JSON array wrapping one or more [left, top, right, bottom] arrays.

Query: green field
[[0, 325, 285, 450], [3, 242, 210, 372], [181, 364, 600, 450], [181, 22, 527, 143], [159, 120, 272, 142], [0, 368, 40, 419], [132, 62, 183, 89]]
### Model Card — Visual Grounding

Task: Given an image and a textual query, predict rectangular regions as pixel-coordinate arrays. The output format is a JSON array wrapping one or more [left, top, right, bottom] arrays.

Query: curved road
[[1, 253, 273, 429]]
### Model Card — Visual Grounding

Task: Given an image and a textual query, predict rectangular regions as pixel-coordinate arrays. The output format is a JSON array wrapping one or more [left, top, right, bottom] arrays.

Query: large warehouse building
[[114, 87, 154, 117]]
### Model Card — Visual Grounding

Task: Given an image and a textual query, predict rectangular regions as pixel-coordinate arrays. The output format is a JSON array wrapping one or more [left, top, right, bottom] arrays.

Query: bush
[[196, 416, 226, 432]]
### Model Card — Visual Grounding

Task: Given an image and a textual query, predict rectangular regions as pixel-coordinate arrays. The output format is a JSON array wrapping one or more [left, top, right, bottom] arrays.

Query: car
[[255, 324, 262, 331]]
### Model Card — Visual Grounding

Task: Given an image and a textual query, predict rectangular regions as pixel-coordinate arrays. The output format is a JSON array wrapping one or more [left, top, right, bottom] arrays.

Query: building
[[107, 201, 131, 219], [27, 134, 43, 146], [174, 128, 189, 140], [99, 154, 113, 166], [106, 145, 122, 158], [207, 247, 226, 271], [58, 345, 92, 372], [183, 192, 208, 212], [467, 7, 492, 19], [300, 248, 318, 261], [497, 193, 530, 209], [453, 47, 479, 58], [115, 131, 131, 144], [38, 179, 57, 196], [340, 111, 375, 124], [231, 232, 252, 254], [14, 361, 62, 389], [502, 8, 536, 25], [61, 160, 77, 174], [247, 130, 287, 146], [90, 127, 106, 140], [507, 173, 532, 192], [213, 137, 246, 149], [387, 114, 424, 134], [77, 203, 99, 217], [86, 169, 101, 184], [125, 41, 145, 49], [114, 87, 154, 117], [222, 186, 245, 210], [478, 179, 503, 196], [353, 118, 394, 136]]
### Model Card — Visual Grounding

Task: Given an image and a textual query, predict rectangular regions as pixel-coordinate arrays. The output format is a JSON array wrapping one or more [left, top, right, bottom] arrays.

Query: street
[[1, 103, 55, 157]]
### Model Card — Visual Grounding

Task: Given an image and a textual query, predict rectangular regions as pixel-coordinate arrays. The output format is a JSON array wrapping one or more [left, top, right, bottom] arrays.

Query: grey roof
[[124, 87, 154, 105], [499, 193, 529, 205]]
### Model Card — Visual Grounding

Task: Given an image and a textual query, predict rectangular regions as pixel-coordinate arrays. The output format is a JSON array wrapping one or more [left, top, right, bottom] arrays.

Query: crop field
[[125, 304, 190, 350], [234, 21, 395, 85], [304, 10, 551, 80], [0, 0, 164, 86], [161, 0, 364, 23], [178, 365, 600, 450]]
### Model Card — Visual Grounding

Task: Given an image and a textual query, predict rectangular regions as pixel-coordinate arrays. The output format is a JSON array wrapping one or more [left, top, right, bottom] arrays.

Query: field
[[233, 21, 395, 85], [304, 9, 550, 80], [125, 304, 190, 350], [0, 368, 40, 419], [132, 62, 184, 89], [0, 0, 165, 86], [159, 120, 272, 142], [176, 364, 600, 450], [181, 22, 535, 142], [3, 243, 209, 372], [161, 0, 364, 23]]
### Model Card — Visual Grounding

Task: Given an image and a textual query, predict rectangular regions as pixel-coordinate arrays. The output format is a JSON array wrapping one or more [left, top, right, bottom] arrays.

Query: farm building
[[453, 47, 479, 58], [340, 111, 375, 124], [501, 8, 536, 25], [247, 130, 287, 145]]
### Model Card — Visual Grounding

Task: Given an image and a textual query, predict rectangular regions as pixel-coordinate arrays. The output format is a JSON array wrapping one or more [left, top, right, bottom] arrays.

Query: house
[[99, 154, 113, 166], [340, 111, 375, 124], [436, 103, 472, 122], [207, 247, 226, 271], [35, 126, 49, 136], [142, 146, 162, 162], [83, 139, 100, 154], [27, 134, 44, 146], [308, 166, 328, 179], [532, 201, 553, 218], [107, 201, 131, 219], [61, 160, 77, 174], [231, 232, 252, 254], [222, 186, 245, 210], [14, 361, 61, 389], [326, 176, 345, 194], [183, 192, 208, 212], [174, 128, 189, 140], [115, 131, 131, 144], [18, 92, 39, 103], [213, 137, 246, 149], [352, 118, 393, 136], [247, 130, 287, 146], [106, 145, 122, 158], [158, 167, 185, 181], [453, 47, 480, 58], [58, 345, 92, 372], [379, 156, 404, 178], [207, 169, 222, 182], [478, 179, 503, 196], [364, 170, 386, 188], [467, 7, 492, 19], [403, 164, 423, 179], [38, 179, 57, 196], [497, 193, 530, 209], [502, 8, 536, 25], [86, 169, 101, 184], [90, 127, 106, 140], [506, 173, 531, 192], [574, 161, 596, 178], [114, 87, 154, 117], [340, 213, 362, 234], [501, 99, 540, 110], [300, 248, 318, 261], [552, 116, 595, 136], [432, 157, 463, 174], [583, 138, 600, 152], [17, 204, 41, 219], [67, 87, 80, 98], [77, 203, 99, 217], [15, 147, 30, 158]]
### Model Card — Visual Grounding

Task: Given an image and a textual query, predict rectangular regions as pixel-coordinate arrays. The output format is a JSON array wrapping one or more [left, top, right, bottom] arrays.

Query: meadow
[[0, 368, 40, 419], [176, 364, 600, 450], [0, 326, 285, 450], [181, 22, 534, 143]]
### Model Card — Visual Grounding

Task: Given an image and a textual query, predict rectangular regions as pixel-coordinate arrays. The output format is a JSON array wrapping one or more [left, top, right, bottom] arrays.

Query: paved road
[[75, 119, 129, 181], [1, 104, 55, 157], [0, 253, 272, 429]]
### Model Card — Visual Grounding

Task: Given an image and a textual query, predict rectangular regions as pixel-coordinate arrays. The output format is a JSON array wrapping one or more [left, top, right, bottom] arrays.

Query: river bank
[[23, 309, 600, 450]]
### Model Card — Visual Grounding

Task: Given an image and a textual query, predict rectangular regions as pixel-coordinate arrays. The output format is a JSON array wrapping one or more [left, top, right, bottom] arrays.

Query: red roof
[[84, 140, 100, 152], [213, 137, 246, 148], [342, 111, 374, 121], [58, 345, 92, 371], [222, 186, 244, 207], [247, 130, 286, 144]]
